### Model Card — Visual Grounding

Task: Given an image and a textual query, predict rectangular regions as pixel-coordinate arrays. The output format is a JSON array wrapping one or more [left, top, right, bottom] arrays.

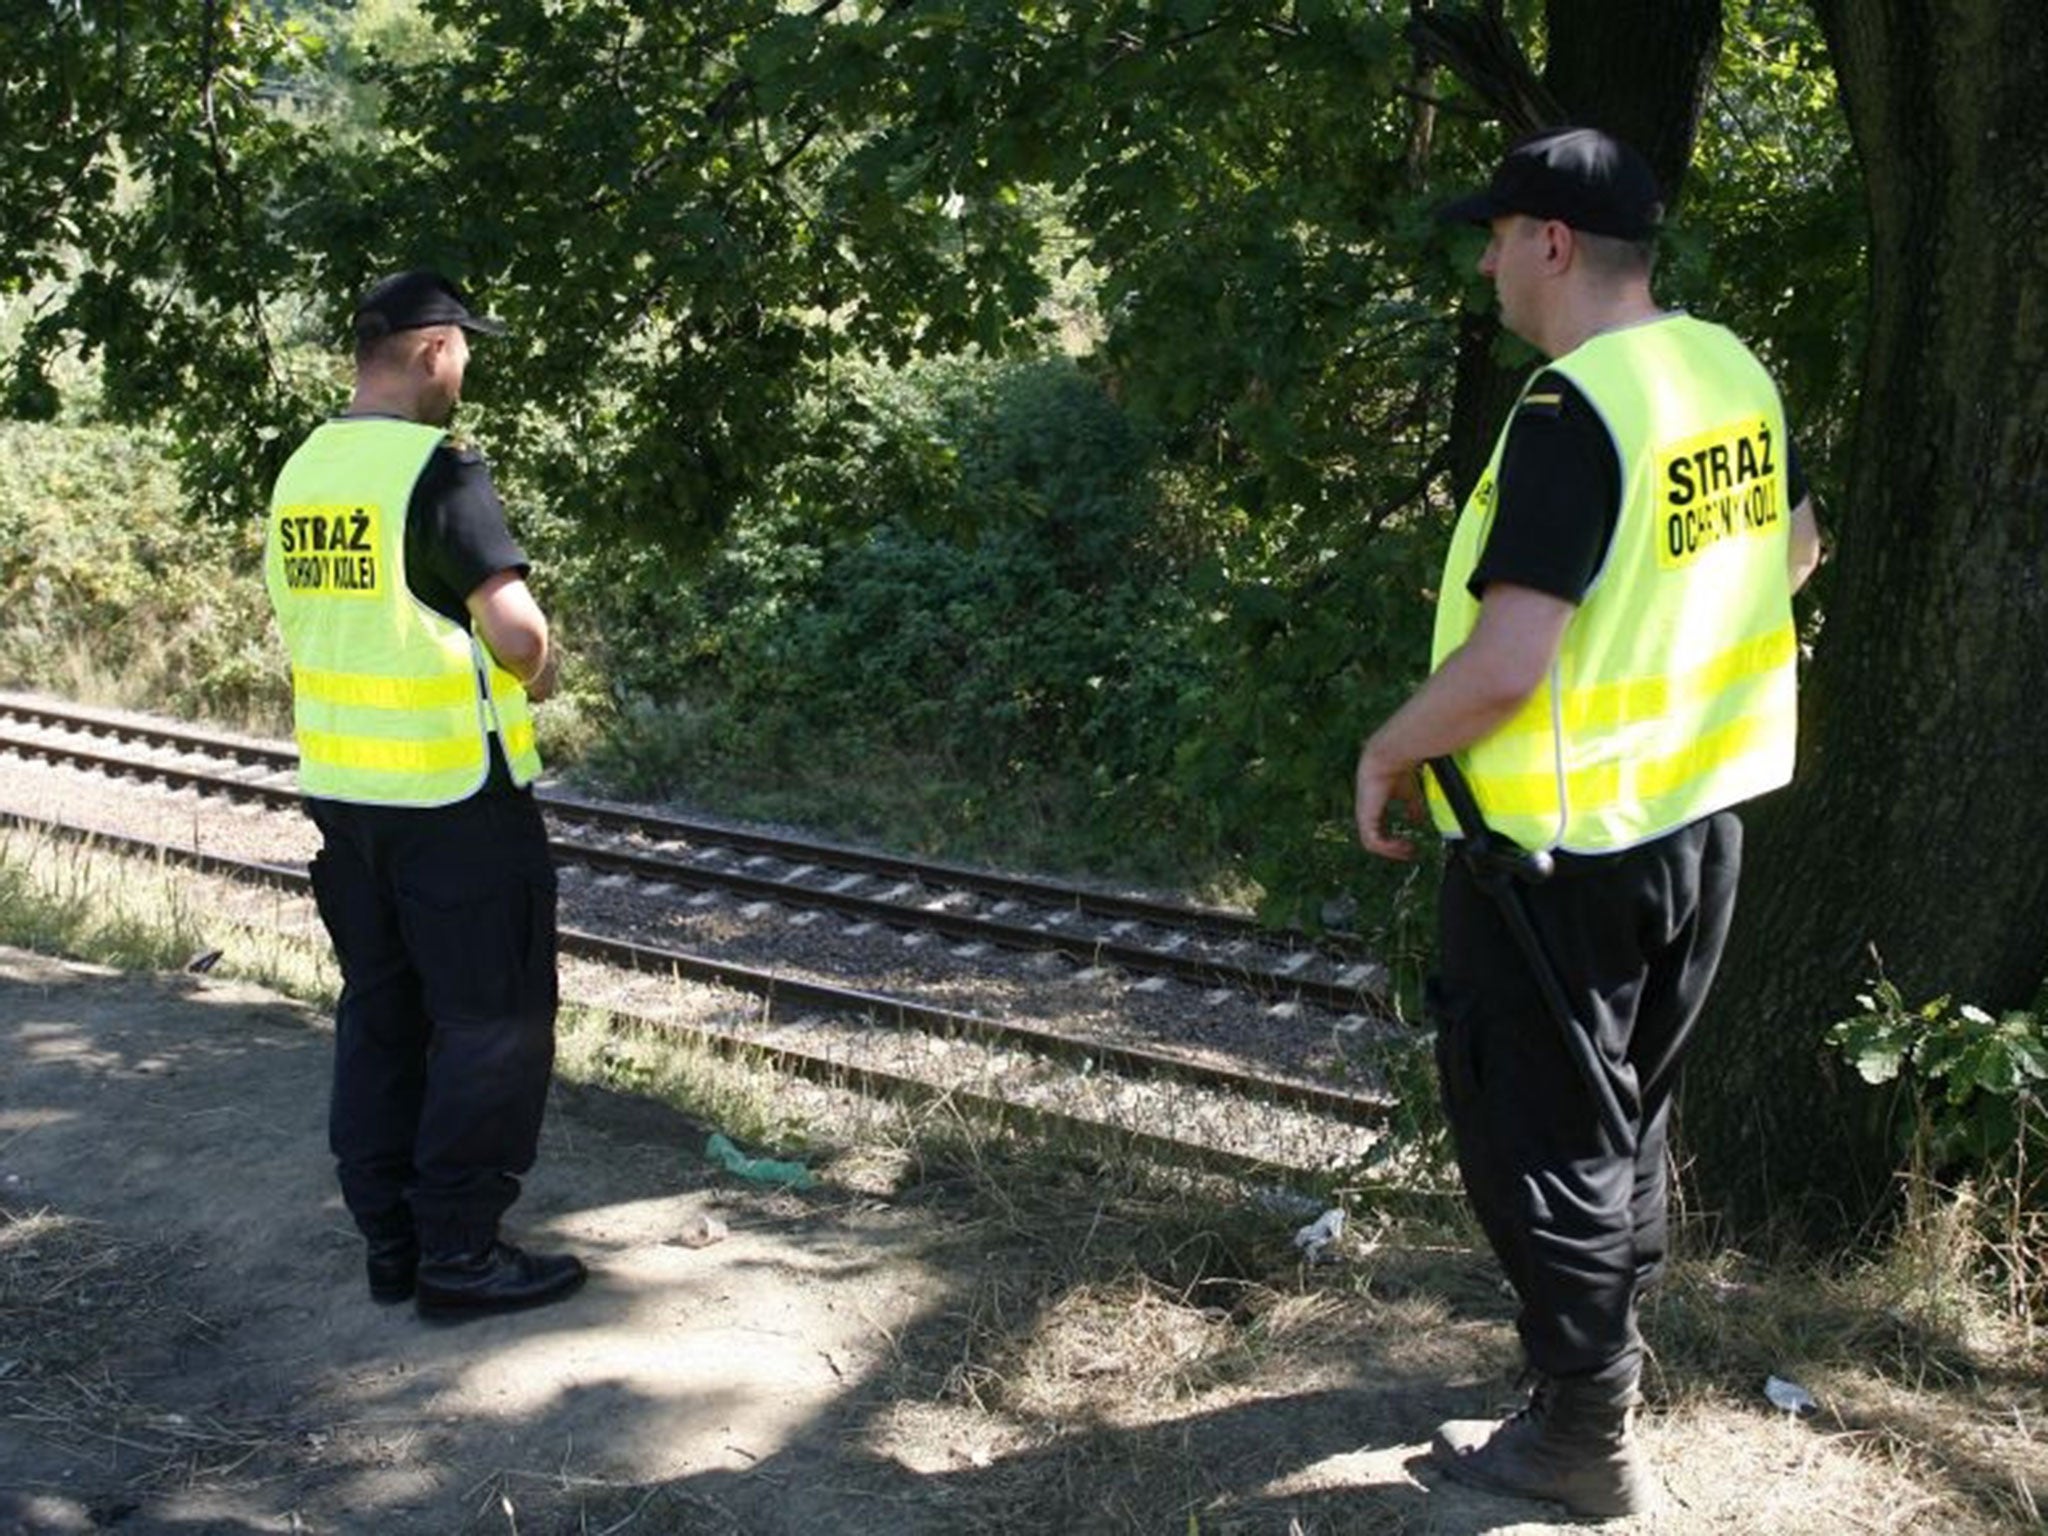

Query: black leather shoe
[[366, 1234, 419, 1304], [415, 1241, 586, 1321]]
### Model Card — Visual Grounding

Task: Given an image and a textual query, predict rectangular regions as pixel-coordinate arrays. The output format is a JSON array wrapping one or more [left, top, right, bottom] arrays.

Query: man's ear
[[1541, 220, 1573, 271], [416, 330, 452, 375]]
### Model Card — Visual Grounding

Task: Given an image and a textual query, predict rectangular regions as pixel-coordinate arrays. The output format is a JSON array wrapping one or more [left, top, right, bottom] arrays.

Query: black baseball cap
[[351, 269, 507, 342], [1437, 127, 1664, 241]]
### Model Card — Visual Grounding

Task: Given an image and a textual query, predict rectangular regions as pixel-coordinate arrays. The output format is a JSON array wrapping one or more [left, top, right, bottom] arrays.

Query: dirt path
[[0, 949, 2029, 1534], [0, 949, 976, 1534]]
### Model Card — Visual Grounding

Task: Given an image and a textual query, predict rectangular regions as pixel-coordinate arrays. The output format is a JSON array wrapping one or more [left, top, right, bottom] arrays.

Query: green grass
[[0, 830, 213, 973]]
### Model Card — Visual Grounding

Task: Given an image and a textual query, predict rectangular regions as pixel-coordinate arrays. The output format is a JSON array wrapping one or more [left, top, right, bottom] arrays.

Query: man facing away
[[1353, 130, 1822, 1516], [264, 269, 585, 1320]]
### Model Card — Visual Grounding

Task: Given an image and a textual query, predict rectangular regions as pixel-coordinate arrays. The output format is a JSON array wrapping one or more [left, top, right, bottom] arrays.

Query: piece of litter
[[1764, 1375, 1818, 1417], [674, 1212, 729, 1249], [1293, 1207, 1346, 1263], [703, 1132, 816, 1189]]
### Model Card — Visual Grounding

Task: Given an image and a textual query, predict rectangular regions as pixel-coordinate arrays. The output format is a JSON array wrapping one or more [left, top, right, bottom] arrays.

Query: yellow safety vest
[[1427, 315, 1797, 853], [264, 418, 542, 806]]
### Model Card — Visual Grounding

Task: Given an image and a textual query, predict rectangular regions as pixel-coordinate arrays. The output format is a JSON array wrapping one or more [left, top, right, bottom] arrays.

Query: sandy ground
[[0, 947, 2034, 1535], [0, 951, 952, 1534]]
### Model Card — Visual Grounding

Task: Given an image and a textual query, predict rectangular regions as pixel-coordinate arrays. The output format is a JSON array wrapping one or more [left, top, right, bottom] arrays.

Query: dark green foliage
[[0, 0, 1861, 930], [561, 356, 1211, 876], [1664, 3, 1865, 515], [1, 4, 321, 512]]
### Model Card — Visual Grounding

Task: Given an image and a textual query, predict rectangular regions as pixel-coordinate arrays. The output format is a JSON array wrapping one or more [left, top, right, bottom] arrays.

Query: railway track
[[0, 695, 1405, 1182], [0, 694, 1389, 1013]]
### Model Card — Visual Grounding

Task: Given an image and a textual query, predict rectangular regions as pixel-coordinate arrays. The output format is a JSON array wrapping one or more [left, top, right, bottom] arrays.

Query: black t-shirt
[[329, 414, 528, 615], [1470, 371, 1808, 603], [403, 443, 529, 623]]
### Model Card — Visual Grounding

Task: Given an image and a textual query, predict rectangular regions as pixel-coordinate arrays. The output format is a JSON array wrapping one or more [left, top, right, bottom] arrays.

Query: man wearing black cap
[[1353, 130, 1821, 1516], [264, 269, 585, 1320]]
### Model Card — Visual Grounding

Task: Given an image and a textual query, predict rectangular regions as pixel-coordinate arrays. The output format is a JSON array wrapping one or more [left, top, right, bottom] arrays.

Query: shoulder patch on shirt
[[1518, 392, 1564, 416]]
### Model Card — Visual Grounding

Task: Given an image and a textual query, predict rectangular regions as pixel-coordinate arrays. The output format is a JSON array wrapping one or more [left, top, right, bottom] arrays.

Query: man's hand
[[1355, 744, 1426, 861]]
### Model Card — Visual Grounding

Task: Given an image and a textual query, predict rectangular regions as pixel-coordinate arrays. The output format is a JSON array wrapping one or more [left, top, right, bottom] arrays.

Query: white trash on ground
[[1293, 1207, 1346, 1263], [1764, 1375, 1819, 1417]]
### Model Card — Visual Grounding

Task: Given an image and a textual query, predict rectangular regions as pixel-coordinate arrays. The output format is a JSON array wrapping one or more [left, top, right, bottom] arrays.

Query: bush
[[0, 422, 289, 729], [1829, 968, 2048, 1317], [562, 355, 1215, 880]]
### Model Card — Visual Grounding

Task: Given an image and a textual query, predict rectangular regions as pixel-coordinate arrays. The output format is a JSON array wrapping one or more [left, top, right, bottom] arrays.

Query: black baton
[[1427, 756, 1636, 1155]]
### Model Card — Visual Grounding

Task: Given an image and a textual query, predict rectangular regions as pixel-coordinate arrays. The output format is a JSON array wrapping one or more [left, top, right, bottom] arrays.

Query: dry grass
[[807, 1123, 2046, 1533], [0, 1206, 286, 1490], [0, 831, 338, 1003], [1644, 1203, 2047, 1533]]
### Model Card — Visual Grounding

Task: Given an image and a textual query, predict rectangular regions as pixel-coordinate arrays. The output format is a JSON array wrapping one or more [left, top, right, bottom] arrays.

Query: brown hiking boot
[[1431, 1373, 1656, 1519]]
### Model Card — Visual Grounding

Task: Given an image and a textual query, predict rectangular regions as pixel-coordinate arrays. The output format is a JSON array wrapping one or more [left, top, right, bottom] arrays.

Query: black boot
[[366, 1233, 420, 1304], [1431, 1368, 1654, 1518], [415, 1239, 586, 1321], [359, 1213, 419, 1304]]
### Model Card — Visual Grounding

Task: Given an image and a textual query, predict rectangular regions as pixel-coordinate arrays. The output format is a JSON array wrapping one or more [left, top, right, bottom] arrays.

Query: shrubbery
[[0, 421, 288, 728], [0, 343, 1450, 937], [556, 356, 1219, 883], [1831, 969, 2048, 1316]]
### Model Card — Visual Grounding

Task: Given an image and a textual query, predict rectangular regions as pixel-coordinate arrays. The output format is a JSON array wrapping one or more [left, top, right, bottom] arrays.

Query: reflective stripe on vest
[[264, 418, 543, 806], [1426, 316, 1798, 853]]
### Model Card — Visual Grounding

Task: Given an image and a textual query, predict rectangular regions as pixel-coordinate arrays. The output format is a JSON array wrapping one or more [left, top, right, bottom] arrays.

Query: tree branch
[[1096, 16, 1237, 76], [1404, 0, 1561, 135], [1391, 83, 1489, 121]]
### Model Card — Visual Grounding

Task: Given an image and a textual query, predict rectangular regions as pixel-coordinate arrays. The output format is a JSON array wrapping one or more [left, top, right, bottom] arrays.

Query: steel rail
[[0, 694, 1360, 954], [0, 807, 1389, 1133], [557, 833, 1380, 1013], [0, 709, 1388, 1012]]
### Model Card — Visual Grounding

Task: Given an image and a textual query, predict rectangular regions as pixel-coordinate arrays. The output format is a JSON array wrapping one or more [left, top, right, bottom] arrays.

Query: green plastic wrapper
[[703, 1132, 816, 1189]]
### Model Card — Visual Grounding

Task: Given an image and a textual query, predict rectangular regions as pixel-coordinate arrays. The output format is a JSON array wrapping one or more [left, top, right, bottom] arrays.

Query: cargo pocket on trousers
[[307, 846, 391, 985], [307, 847, 345, 952], [395, 873, 540, 1027], [524, 869, 559, 1017]]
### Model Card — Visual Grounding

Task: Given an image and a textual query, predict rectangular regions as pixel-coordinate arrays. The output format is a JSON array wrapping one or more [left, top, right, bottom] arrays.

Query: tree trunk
[[1427, 1, 1724, 503], [1684, 1, 2048, 1233], [1541, 0, 1721, 199]]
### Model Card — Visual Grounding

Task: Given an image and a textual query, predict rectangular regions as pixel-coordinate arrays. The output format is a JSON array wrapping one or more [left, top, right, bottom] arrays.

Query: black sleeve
[[404, 445, 529, 627], [1786, 436, 1809, 509], [1469, 373, 1620, 606]]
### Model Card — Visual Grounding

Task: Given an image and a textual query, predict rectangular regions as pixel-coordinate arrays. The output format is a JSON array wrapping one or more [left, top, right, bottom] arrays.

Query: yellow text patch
[[1654, 415, 1782, 570], [273, 503, 384, 598]]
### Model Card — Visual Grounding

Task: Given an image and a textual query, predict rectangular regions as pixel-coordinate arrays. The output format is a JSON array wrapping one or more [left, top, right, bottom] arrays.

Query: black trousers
[[1429, 810, 1742, 1386], [306, 789, 559, 1253]]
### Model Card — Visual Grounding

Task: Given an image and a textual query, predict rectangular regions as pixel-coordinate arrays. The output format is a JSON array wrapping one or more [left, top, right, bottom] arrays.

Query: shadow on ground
[[1, 950, 2036, 1536]]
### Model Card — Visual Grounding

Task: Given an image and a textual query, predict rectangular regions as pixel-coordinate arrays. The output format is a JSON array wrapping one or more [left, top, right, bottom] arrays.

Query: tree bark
[[1684, 0, 2048, 1232], [1540, 0, 1721, 203], [1424, 1, 1724, 503]]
